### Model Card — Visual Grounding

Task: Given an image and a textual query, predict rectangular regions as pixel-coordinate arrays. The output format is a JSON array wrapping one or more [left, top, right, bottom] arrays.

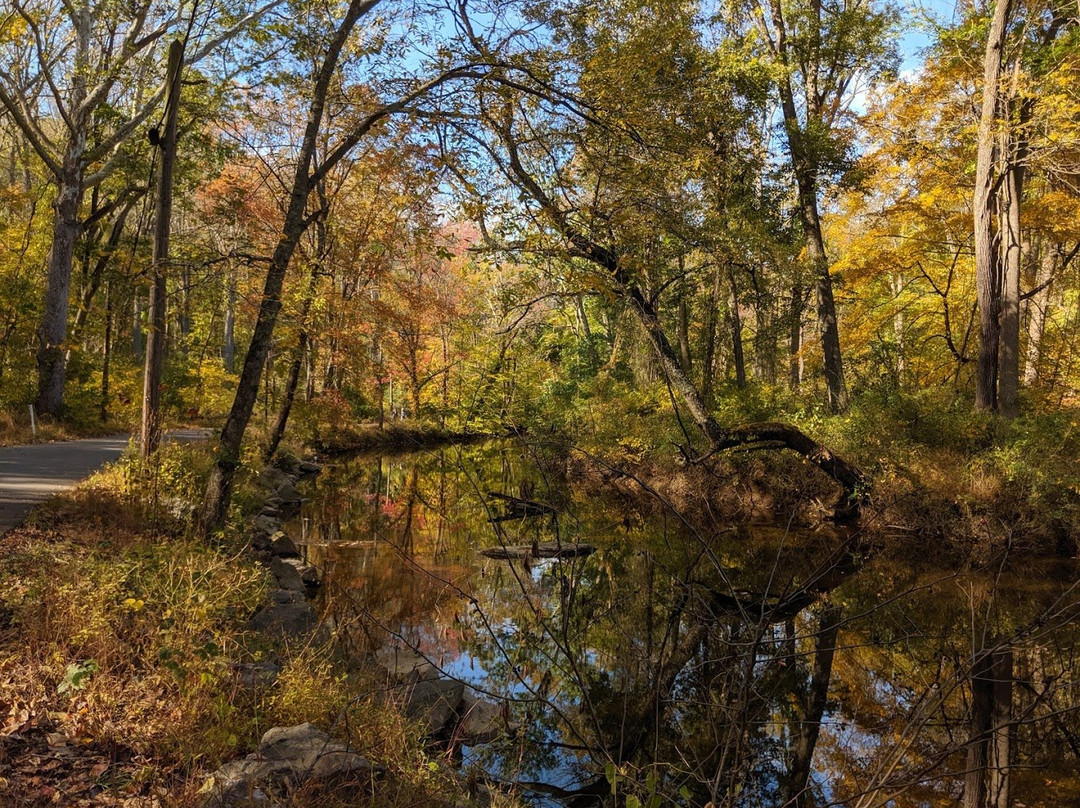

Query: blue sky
[[898, 0, 964, 73]]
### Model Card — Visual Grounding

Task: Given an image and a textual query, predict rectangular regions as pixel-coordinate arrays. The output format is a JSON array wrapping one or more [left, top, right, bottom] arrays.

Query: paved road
[[0, 429, 212, 535]]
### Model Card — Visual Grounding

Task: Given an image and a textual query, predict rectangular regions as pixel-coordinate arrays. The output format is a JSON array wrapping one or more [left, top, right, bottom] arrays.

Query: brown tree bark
[[998, 82, 1030, 418], [702, 264, 722, 405], [677, 282, 693, 376], [759, 0, 848, 412], [1023, 244, 1055, 385], [974, 0, 1014, 411], [199, 2, 477, 533], [264, 263, 320, 462], [728, 264, 746, 389], [789, 281, 804, 389], [795, 169, 848, 412], [141, 39, 184, 460], [101, 280, 112, 423], [749, 266, 777, 384], [998, 156, 1023, 417], [36, 158, 83, 418], [132, 290, 144, 358], [222, 270, 237, 373]]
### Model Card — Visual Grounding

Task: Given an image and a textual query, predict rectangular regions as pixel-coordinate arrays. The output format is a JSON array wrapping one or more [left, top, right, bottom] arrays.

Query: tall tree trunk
[[795, 169, 848, 412], [574, 293, 597, 365], [892, 273, 906, 384], [998, 156, 1023, 418], [728, 265, 746, 389], [36, 163, 83, 418], [411, 371, 422, 419], [264, 335, 307, 462], [133, 289, 144, 358], [141, 39, 184, 460], [180, 263, 192, 351], [974, 0, 1013, 411], [751, 268, 776, 384], [304, 344, 316, 402], [71, 186, 101, 358], [1023, 244, 1055, 385], [199, 0, 375, 534], [101, 280, 112, 423], [441, 328, 450, 422], [264, 261, 321, 462], [677, 285, 693, 376], [789, 282, 804, 389], [702, 264, 722, 405], [223, 270, 237, 373], [998, 82, 1030, 417], [767, 29, 848, 410], [33, 0, 94, 419]]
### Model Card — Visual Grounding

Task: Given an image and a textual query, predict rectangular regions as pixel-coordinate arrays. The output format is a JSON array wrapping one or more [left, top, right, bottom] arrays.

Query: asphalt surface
[[0, 429, 212, 535]]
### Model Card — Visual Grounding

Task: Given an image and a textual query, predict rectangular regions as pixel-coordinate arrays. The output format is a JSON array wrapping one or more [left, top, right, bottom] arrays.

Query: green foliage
[[57, 659, 100, 696]]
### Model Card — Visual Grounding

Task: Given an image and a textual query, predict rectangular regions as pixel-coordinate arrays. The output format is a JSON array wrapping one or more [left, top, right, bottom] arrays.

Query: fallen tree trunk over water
[[497, 119, 868, 519]]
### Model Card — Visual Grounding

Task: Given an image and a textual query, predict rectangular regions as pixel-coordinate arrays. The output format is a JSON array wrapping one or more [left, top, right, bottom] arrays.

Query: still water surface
[[290, 441, 1080, 807]]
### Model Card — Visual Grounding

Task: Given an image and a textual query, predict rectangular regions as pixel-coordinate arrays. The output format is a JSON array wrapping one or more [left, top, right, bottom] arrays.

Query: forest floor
[[0, 437, 512, 808]]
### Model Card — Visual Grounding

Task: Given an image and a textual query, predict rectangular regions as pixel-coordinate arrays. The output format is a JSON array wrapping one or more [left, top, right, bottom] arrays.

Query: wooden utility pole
[[140, 39, 184, 460]]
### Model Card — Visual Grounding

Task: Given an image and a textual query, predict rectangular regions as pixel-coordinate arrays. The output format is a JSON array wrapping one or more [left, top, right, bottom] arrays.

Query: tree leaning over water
[[439, 14, 869, 515], [197, 0, 488, 533]]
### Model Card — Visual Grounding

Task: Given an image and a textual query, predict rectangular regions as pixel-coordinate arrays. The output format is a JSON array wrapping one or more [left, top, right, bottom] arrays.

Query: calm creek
[[289, 441, 1080, 807]]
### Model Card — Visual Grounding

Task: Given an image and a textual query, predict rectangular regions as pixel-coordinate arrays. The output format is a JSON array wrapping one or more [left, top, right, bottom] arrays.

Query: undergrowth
[[0, 445, 507, 807], [540, 378, 1080, 558]]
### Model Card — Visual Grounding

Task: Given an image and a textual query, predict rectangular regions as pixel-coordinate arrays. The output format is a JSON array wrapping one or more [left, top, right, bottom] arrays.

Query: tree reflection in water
[[292, 442, 1080, 807]]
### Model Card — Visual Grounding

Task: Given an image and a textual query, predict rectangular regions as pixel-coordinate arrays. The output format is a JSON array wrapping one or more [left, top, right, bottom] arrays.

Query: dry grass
[[0, 456, 508, 807]]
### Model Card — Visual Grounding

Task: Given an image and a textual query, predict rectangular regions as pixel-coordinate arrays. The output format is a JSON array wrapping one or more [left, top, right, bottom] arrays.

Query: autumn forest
[[0, 0, 1079, 805]]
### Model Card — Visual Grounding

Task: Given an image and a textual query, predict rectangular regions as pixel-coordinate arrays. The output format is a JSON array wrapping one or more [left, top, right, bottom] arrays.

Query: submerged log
[[480, 542, 595, 560]]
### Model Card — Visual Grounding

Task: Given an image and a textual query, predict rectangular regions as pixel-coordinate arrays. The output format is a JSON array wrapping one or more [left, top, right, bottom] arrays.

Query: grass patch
[[0, 446, 511, 807]]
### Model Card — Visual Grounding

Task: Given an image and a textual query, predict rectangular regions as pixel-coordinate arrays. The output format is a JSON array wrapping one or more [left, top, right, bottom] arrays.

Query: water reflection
[[291, 442, 1080, 807]]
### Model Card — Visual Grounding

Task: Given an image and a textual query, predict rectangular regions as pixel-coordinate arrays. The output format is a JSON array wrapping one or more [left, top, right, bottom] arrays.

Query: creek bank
[[200, 723, 379, 806], [242, 459, 325, 646], [203, 452, 515, 806], [373, 646, 519, 745]]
